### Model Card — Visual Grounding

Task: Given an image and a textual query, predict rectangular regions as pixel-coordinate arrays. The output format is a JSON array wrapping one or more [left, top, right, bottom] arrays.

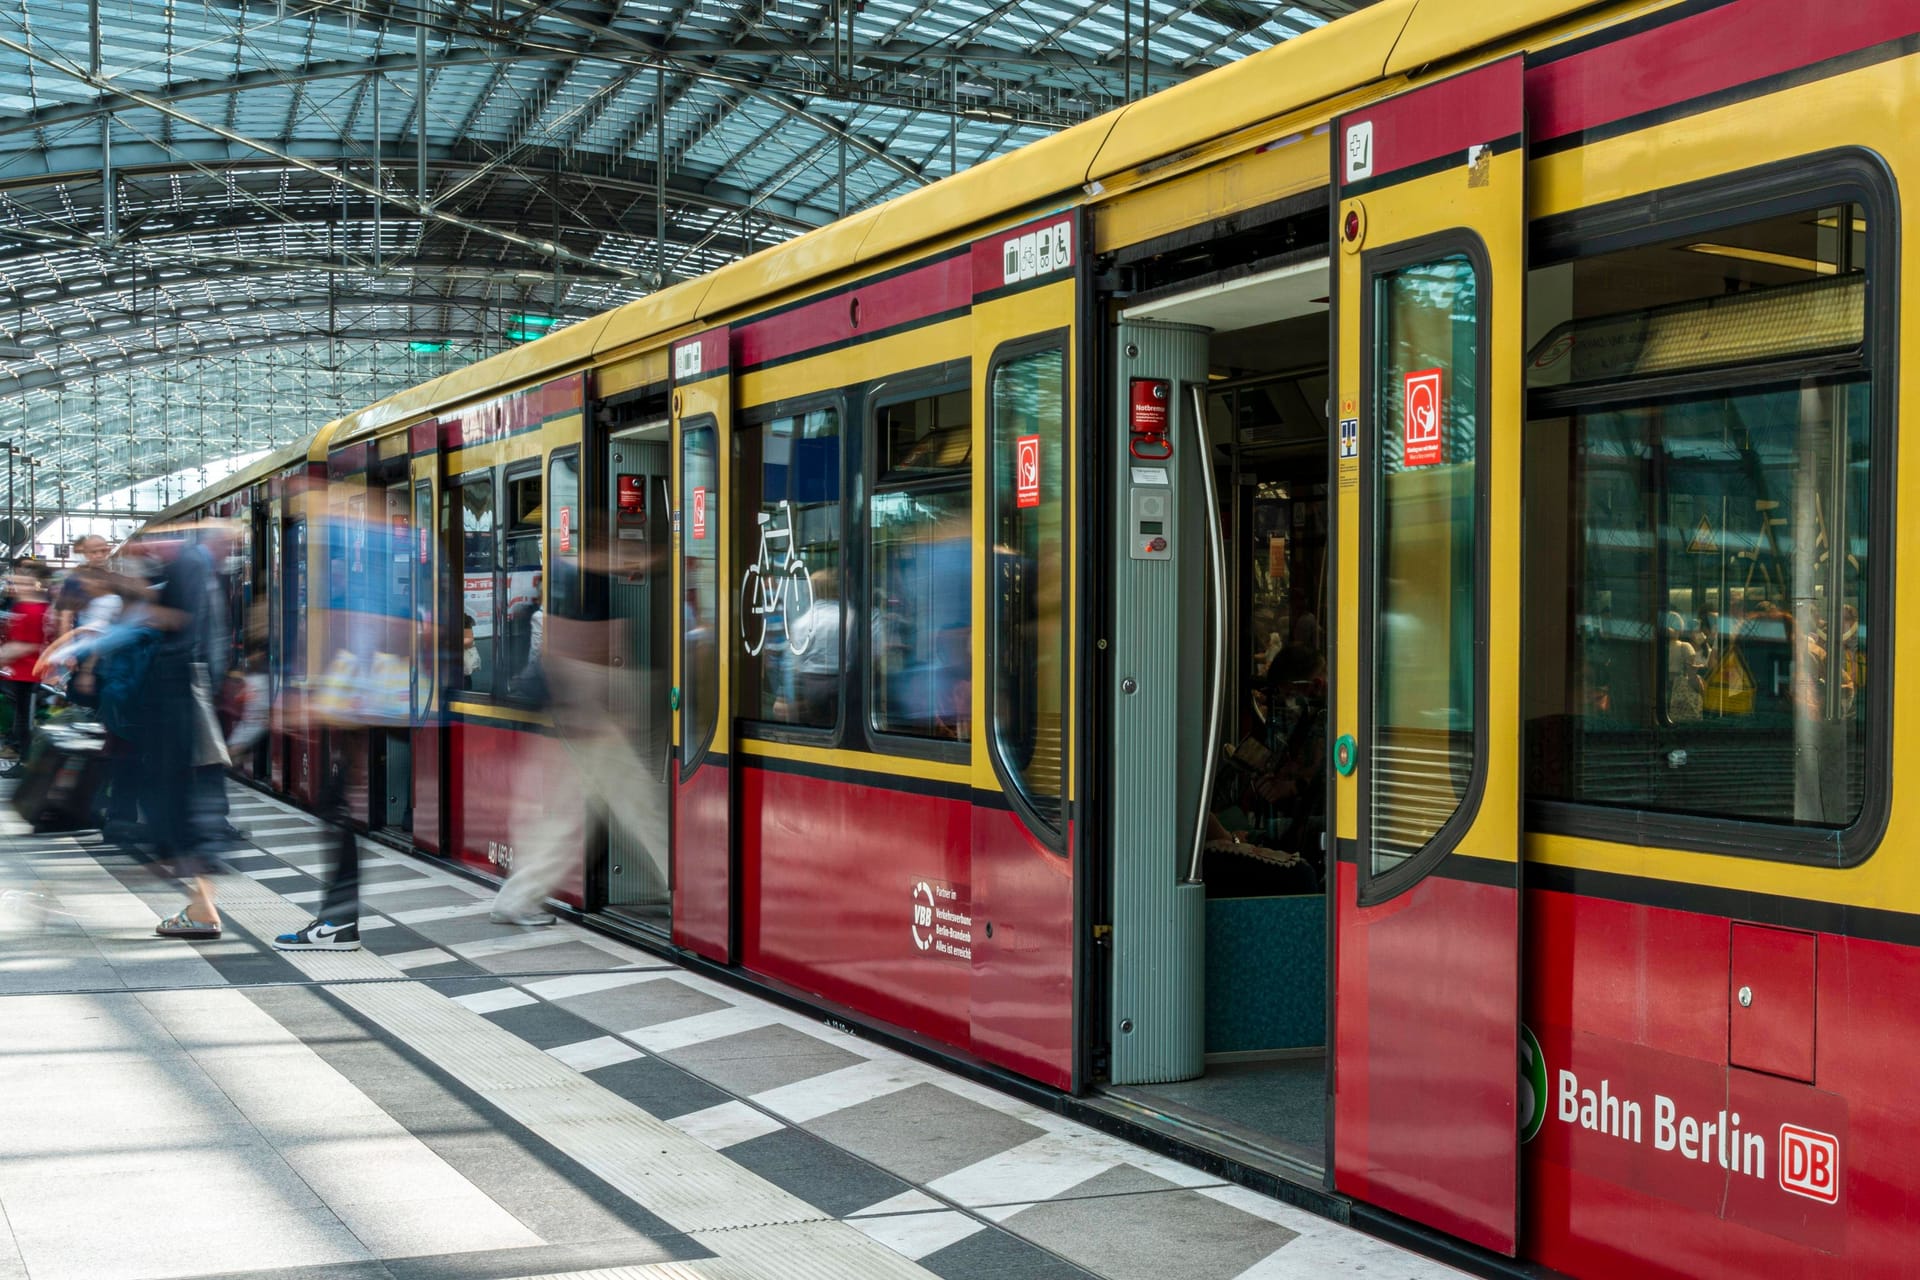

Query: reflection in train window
[[1524, 200, 1876, 832], [1367, 253, 1481, 878], [990, 343, 1067, 837], [872, 389, 971, 743], [501, 469, 543, 700], [455, 476, 496, 694], [736, 406, 841, 730]]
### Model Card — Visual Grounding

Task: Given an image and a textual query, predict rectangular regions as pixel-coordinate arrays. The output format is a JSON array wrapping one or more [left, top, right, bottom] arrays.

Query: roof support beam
[[0, 30, 643, 280]]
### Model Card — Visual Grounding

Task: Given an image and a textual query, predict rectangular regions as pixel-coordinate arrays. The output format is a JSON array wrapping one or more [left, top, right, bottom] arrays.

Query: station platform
[[0, 781, 1464, 1280]]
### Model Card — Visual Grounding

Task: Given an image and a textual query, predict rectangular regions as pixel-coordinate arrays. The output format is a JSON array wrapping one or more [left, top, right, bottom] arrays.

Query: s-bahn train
[[146, 0, 1920, 1272]]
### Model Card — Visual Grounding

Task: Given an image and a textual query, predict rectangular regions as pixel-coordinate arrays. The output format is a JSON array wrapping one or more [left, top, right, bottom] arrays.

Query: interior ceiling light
[[1683, 243, 1837, 275]]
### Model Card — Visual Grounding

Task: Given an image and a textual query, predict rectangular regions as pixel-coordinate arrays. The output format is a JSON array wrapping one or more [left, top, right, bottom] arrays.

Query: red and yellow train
[[152, 0, 1920, 1272]]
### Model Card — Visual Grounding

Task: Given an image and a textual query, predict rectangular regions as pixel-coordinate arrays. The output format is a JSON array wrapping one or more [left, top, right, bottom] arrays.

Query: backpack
[[85, 626, 158, 737]]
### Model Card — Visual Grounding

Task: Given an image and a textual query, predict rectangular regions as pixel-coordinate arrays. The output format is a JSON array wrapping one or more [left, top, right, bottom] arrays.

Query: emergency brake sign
[[692, 487, 708, 539], [1403, 367, 1444, 467], [1015, 435, 1041, 508]]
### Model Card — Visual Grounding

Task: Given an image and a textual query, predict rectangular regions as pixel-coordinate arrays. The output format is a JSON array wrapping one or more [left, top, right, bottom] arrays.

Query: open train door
[[1329, 56, 1526, 1254], [671, 327, 735, 962]]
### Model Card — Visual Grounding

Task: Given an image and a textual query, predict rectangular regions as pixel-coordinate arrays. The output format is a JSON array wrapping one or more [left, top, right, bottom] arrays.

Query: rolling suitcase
[[10, 722, 110, 834]]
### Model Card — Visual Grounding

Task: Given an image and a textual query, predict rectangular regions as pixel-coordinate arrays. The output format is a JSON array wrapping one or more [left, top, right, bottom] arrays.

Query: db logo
[[1779, 1124, 1840, 1203], [1015, 434, 1042, 509]]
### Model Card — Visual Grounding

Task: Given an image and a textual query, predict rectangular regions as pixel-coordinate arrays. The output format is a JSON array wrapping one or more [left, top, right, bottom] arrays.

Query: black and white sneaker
[[273, 919, 361, 951]]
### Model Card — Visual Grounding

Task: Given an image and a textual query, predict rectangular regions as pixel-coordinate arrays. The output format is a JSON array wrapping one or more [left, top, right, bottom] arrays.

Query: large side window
[[872, 387, 972, 743], [989, 343, 1068, 836], [1367, 252, 1483, 878], [1524, 186, 1883, 843], [736, 405, 842, 729], [455, 476, 496, 695]]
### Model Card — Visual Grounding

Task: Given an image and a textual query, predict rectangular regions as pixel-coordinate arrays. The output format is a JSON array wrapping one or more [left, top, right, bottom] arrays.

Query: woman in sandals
[[142, 529, 229, 940]]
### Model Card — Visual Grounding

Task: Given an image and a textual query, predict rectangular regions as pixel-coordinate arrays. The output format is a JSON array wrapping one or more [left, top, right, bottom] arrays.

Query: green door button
[[670, 686, 681, 711], [1334, 734, 1357, 777]]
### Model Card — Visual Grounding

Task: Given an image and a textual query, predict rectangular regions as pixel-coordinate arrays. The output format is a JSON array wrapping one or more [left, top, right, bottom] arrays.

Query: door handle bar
[[1185, 384, 1227, 886]]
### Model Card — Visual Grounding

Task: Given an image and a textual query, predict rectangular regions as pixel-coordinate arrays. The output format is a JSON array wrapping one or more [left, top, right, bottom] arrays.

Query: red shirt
[[2, 600, 48, 683]]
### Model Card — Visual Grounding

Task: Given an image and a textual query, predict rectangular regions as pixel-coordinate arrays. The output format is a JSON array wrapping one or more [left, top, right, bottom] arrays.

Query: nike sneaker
[[273, 919, 361, 951]]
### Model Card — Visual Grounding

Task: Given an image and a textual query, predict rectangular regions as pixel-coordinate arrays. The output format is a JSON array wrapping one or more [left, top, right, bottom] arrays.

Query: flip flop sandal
[[155, 909, 221, 939]]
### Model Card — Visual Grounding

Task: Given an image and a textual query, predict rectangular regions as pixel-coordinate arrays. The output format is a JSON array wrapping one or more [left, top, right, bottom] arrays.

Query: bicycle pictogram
[[739, 499, 816, 657]]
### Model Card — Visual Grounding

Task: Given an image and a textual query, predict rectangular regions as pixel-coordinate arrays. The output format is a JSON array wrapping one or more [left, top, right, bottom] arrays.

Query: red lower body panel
[[412, 723, 441, 853], [673, 759, 731, 962], [736, 765, 1073, 1089], [1335, 860, 1518, 1254], [1522, 888, 1904, 1278], [446, 719, 582, 905]]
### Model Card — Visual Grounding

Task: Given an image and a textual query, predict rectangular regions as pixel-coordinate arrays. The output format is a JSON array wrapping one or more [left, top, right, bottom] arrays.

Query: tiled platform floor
[[0, 781, 1466, 1280]]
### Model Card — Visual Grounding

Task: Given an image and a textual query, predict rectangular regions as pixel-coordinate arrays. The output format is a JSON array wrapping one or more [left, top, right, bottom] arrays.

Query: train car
[[145, 0, 1920, 1273]]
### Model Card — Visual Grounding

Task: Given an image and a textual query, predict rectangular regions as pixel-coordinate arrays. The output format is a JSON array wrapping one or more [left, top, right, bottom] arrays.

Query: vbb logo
[[1015, 434, 1041, 509], [1779, 1124, 1840, 1203]]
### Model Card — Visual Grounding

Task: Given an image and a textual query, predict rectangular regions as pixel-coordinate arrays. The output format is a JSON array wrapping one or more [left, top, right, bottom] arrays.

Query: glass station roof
[[0, 0, 1366, 517]]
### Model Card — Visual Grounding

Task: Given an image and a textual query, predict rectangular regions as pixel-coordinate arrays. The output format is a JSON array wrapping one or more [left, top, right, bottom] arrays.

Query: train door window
[[682, 418, 720, 760], [989, 340, 1068, 838], [501, 467, 543, 699], [735, 404, 842, 730], [412, 479, 432, 716], [871, 386, 971, 744], [548, 450, 581, 620], [1523, 175, 1886, 851], [1366, 252, 1483, 878], [455, 475, 496, 695]]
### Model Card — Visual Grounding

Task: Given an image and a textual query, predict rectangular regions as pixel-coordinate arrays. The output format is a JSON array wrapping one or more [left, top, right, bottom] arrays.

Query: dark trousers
[[6, 681, 36, 754], [312, 742, 360, 923]]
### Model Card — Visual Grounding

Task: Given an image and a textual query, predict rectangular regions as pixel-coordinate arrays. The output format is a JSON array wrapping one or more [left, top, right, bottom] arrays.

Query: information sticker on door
[[1015, 435, 1042, 508], [1402, 368, 1444, 467]]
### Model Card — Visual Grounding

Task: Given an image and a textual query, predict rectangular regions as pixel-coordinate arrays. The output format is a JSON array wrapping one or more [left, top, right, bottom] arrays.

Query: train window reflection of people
[[1524, 197, 1875, 831], [736, 406, 841, 729], [871, 385, 972, 742]]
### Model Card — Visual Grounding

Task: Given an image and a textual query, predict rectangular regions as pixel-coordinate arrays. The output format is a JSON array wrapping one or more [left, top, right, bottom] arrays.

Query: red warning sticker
[[1015, 435, 1041, 508], [1403, 367, 1444, 467]]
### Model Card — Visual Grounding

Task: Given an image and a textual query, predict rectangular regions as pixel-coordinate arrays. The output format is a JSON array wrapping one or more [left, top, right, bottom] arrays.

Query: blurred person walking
[[0, 560, 52, 776], [494, 537, 668, 926], [47, 534, 112, 642], [143, 529, 230, 940]]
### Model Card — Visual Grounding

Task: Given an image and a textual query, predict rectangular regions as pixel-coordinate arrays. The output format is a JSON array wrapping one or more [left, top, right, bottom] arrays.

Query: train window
[[871, 389, 971, 743], [681, 418, 720, 763], [500, 469, 543, 700], [548, 452, 581, 620], [1367, 253, 1482, 879], [455, 476, 496, 695], [736, 406, 842, 730], [989, 342, 1068, 838], [1524, 196, 1878, 838]]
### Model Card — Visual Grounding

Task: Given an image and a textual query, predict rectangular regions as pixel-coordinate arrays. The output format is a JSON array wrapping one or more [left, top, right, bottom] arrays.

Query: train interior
[[1103, 244, 1333, 1171]]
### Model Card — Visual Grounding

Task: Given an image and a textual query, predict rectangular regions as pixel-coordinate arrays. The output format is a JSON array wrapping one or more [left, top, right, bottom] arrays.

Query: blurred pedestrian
[[494, 537, 667, 926], [0, 560, 52, 775], [47, 534, 112, 641], [144, 529, 229, 940]]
